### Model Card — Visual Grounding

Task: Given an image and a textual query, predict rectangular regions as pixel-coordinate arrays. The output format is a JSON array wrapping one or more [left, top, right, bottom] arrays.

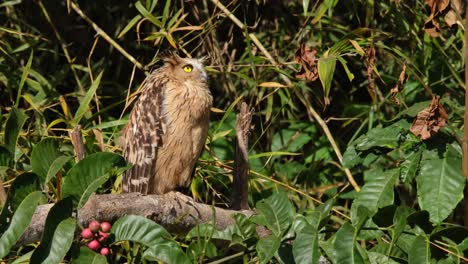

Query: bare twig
[[463, 1, 468, 228], [232, 102, 253, 210], [69, 125, 85, 162], [0, 179, 6, 207]]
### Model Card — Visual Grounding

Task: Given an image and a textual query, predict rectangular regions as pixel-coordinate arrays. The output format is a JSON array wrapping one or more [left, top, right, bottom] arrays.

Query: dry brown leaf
[[390, 63, 407, 105], [409, 96, 448, 140], [294, 43, 319, 81], [424, 15, 441, 37], [366, 47, 377, 103], [425, 0, 450, 14], [258, 82, 288, 88], [444, 10, 458, 27]]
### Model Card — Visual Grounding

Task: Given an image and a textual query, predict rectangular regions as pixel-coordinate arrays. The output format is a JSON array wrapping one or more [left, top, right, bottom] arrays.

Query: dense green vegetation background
[[0, 0, 467, 263]]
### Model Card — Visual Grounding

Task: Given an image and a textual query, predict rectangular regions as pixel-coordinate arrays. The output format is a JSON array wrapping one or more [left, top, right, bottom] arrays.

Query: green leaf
[[11, 250, 33, 264], [4, 107, 28, 155], [293, 223, 319, 264], [31, 198, 74, 263], [187, 240, 218, 260], [400, 148, 422, 183], [62, 152, 127, 208], [0, 173, 41, 232], [408, 236, 430, 264], [134, 1, 162, 27], [117, 15, 142, 38], [0, 191, 45, 258], [31, 138, 61, 184], [342, 146, 362, 168], [392, 206, 414, 247], [0, 146, 12, 168], [15, 50, 33, 107], [317, 54, 337, 101], [34, 218, 76, 264], [72, 246, 108, 264], [417, 144, 465, 224], [112, 215, 170, 246], [45, 155, 72, 185], [256, 234, 281, 264], [353, 121, 409, 151], [255, 191, 295, 236], [333, 223, 365, 264], [143, 240, 191, 264], [351, 169, 399, 225], [73, 71, 103, 125], [368, 252, 399, 264]]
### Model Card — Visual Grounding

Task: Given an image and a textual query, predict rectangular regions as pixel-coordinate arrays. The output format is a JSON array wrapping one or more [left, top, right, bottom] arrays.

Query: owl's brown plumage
[[121, 53, 212, 194]]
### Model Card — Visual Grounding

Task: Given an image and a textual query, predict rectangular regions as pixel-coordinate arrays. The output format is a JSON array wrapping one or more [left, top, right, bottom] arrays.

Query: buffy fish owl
[[121, 53, 212, 194]]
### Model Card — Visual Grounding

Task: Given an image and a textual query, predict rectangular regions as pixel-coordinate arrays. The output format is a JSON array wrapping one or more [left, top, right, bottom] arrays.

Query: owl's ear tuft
[[161, 50, 182, 66]]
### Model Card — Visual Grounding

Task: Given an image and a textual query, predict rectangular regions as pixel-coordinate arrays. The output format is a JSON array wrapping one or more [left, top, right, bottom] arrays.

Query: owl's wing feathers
[[122, 76, 166, 194]]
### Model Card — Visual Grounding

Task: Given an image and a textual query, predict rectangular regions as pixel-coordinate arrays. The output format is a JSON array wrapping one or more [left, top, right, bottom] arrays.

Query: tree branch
[[19, 192, 256, 245]]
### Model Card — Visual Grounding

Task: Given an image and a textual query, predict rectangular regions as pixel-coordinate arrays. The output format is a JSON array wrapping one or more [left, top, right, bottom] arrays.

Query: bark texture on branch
[[19, 192, 254, 245], [232, 102, 253, 210]]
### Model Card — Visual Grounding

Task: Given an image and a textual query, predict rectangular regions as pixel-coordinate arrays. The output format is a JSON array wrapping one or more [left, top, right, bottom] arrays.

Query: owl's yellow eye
[[183, 65, 193, 73]]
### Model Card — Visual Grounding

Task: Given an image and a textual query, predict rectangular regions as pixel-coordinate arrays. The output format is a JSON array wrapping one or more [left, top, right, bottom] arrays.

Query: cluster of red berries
[[80, 220, 112, 256]]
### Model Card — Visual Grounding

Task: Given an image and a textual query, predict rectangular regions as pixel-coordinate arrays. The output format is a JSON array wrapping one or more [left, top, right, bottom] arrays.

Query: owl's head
[[162, 53, 207, 82]]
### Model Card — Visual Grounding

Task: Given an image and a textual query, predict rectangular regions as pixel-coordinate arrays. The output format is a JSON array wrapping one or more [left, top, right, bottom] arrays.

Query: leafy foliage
[[1, 0, 467, 263]]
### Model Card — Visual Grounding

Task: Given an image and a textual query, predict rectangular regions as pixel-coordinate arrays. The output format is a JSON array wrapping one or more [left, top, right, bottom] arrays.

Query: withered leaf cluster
[[424, 0, 463, 37], [409, 96, 448, 140], [294, 43, 318, 81]]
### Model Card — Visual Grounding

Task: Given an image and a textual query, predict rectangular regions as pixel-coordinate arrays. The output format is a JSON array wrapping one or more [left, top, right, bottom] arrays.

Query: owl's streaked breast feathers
[[122, 53, 212, 194]]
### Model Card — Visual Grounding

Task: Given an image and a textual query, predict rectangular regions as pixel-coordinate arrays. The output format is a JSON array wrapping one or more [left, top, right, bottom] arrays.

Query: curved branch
[[19, 192, 254, 245]]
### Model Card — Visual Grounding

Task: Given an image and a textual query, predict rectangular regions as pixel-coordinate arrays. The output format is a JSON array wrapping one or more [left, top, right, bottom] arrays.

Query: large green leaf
[[4, 107, 28, 155], [143, 240, 191, 264], [317, 54, 337, 102], [33, 218, 76, 264], [31, 198, 74, 263], [417, 144, 465, 224], [254, 191, 295, 236], [62, 152, 127, 208], [0, 173, 41, 232], [31, 138, 61, 184], [71, 247, 108, 264], [333, 223, 365, 264], [408, 236, 430, 264], [0, 191, 45, 258], [112, 215, 170, 245], [256, 234, 281, 264], [293, 222, 320, 264], [353, 120, 409, 151], [351, 169, 399, 225]]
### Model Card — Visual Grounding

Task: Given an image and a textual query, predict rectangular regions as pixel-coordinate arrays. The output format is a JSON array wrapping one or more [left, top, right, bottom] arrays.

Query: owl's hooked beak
[[201, 70, 208, 81]]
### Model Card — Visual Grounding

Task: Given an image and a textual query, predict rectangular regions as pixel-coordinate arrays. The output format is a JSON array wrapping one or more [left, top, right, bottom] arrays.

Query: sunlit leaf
[[62, 152, 127, 208], [31, 138, 61, 184], [417, 143, 465, 224], [0, 191, 45, 258]]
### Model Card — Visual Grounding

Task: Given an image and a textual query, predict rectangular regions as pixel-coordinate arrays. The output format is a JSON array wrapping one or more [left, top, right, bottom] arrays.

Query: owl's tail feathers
[[122, 165, 150, 195]]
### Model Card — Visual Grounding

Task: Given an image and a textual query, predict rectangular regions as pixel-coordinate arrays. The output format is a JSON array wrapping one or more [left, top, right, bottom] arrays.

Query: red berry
[[100, 222, 111, 233], [87, 240, 100, 251], [100, 247, 110, 256], [89, 220, 100, 233], [98, 231, 109, 242], [81, 228, 93, 239]]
